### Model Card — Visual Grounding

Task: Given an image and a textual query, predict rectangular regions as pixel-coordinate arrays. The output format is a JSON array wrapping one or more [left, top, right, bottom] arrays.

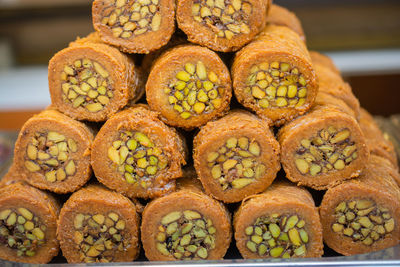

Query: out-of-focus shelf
[[0, 0, 91, 9], [326, 49, 400, 76], [0, 66, 49, 111]]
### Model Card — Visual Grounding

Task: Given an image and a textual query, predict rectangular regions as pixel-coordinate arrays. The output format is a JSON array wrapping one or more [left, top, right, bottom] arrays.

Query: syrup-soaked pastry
[[176, 0, 268, 52], [146, 44, 232, 129], [141, 34, 188, 75], [309, 51, 340, 75], [57, 184, 140, 263], [314, 92, 357, 119], [91, 106, 186, 199], [312, 57, 359, 120], [320, 155, 400, 255], [141, 176, 231, 260], [359, 108, 398, 169], [370, 155, 400, 188], [266, 4, 305, 42], [48, 32, 144, 121], [232, 25, 318, 125], [0, 182, 60, 263], [12, 110, 93, 194], [234, 182, 323, 258], [278, 105, 369, 190], [193, 110, 280, 203], [0, 164, 22, 188], [313, 62, 360, 119], [92, 0, 175, 54]]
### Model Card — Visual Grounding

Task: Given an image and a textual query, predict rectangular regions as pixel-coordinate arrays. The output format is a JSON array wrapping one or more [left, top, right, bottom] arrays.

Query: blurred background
[[0, 0, 400, 129]]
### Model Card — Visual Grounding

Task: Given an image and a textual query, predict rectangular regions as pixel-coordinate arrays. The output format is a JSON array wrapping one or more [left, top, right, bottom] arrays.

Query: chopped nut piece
[[155, 209, 216, 260], [161, 57, 224, 120], [245, 61, 308, 110], [106, 130, 168, 188], [331, 198, 394, 246], [243, 212, 310, 258], [294, 127, 357, 176], [206, 135, 265, 191], [59, 58, 115, 113]]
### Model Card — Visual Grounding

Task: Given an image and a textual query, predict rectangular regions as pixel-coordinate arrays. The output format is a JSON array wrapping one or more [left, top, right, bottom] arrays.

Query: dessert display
[[91, 105, 186, 199], [48, 32, 144, 121], [359, 108, 398, 170], [0, 164, 23, 188], [0, 182, 60, 263], [141, 176, 231, 260], [57, 184, 140, 263], [314, 92, 358, 119], [278, 105, 369, 190], [92, 0, 176, 54], [266, 4, 305, 42], [146, 44, 232, 129], [193, 110, 280, 203], [320, 155, 400, 255], [141, 34, 187, 75], [12, 110, 93, 194], [232, 25, 318, 125], [309, 51, 341, 75], [1, 0, 399, 263], [234, 182, 323, 258], [312, 62, 360, 119], [176, 0, 269, 52]]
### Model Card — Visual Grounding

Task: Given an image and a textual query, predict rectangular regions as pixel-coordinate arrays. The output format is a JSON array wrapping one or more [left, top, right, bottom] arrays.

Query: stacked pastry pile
[[1, 0, 399, 264]]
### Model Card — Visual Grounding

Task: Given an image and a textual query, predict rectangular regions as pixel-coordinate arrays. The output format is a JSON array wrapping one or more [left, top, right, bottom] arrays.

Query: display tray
[[1, 114, 400, 266], [0, 245, 400, 266]]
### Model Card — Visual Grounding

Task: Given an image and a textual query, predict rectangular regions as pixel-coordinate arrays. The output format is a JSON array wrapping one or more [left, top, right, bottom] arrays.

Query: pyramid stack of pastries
[[1, 0, 399, 263]]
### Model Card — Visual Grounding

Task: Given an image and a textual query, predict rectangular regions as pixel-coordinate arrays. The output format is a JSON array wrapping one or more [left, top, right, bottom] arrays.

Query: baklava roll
[[232, 25, 318, 125], [146, 45, 232, 129], [314, 92, 357, 119], [371, 155, 400, 188], [266, 4, 305, 41], [320, 155, 400, 255], [359, 108, 398, 169], [0, 182, 60, 263], [92, 0, 175, 54], [309, 51, 340, 75], [141, 177, 231, 260], [234, 182, 323, 259], [48, 33, 143, 121], [91, 106, 186, 199], [278, 105, 369, 190], [176, 0, 268, 52], [314, 63, 360, 119], [193, 110, 280, 203], [57, 184, 140, 263], [12, 110, 93, 194], [141, 34, 188, 75], [0, 164, 22, 188]]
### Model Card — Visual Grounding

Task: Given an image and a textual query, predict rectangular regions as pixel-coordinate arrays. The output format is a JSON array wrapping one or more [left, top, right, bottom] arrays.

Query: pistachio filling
[[332, 199, 394, 246], [73, 212, 128, 263], [165, 61, 223, 119], [207, 137, 265, 190], [101, 0, 161, 38], [246, 62, 308, 109], [107, 130, 168, 188], [24, 131, 77, 183], [0, 208, 46, 257], [245, 214, 308, 258], [192, 0, 252, 40], [61, 58, 113, 113], [294, 127, 357, 176], [156, 210, 216, 260]]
